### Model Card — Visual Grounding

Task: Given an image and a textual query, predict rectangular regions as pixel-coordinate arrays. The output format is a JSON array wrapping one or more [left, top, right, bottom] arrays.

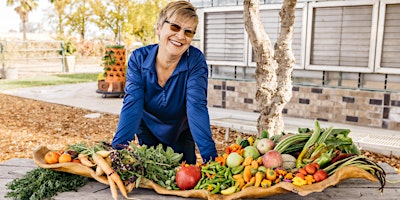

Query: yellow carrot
[[95, 165, 104, 176], [108, 174, 118, 200], [92, 153, 133, 199], [96, 150, 111, 158], [78, 154, 95, 167]]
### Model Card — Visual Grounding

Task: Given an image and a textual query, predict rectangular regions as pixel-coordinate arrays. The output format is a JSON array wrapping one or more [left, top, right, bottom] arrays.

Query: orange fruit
[[44, 151, 60, 164], [58, 153, 72, 163]]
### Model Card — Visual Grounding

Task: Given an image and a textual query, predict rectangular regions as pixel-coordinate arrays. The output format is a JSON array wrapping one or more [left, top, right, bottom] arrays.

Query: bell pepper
[[305, 175, 315, 185], [261, 179, 272, 188], [292, 177, 307, 186]]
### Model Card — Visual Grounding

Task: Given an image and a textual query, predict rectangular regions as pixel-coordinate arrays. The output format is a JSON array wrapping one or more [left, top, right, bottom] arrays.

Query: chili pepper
[[314, 148, 334, 168], [234, 177, 245, 190], [202, 169, 216, 174], [211, 183, 221, 194], [232, 174, 243, 180], [254, 171, 265, 187], [284, 172, 294, 180], [309, 143, 327, 159], [251, 160, 259, 169], [207, 184, 215, 191], [224, 166, 231, 179], [243, 165, 252, 183], [331, 153, 357, 163], [209, 177, 226, 184], [242, 156, 253, 166], [242, 177, 255, 190]]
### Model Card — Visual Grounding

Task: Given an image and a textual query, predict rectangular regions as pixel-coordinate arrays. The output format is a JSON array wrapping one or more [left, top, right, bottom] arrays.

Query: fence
[[0, 40, 64, 79]]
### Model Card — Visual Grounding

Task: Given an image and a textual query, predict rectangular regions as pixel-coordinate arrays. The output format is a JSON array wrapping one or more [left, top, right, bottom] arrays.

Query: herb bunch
[[111, 143, 183, 190], [5, 167, 87, 200]]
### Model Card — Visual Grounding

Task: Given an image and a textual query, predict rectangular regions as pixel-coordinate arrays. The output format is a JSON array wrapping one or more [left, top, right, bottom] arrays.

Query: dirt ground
[[0, 94, 399, 173]]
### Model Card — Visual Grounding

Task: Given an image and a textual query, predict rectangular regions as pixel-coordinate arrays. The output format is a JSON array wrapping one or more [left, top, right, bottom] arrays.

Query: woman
[[112, 1, 218, 164]]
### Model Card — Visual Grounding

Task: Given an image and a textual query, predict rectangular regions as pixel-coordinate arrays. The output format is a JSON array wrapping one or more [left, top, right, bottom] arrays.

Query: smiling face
[[155, 1, 198, 59], [157, 17, 196, 58]]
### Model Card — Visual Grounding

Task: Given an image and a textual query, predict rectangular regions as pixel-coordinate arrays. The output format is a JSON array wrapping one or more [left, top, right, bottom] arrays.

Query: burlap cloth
[[33, 146, 378, 200]]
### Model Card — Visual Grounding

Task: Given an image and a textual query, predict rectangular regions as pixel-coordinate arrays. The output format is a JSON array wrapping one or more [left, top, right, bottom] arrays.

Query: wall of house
[[208, 79, 400, 131]]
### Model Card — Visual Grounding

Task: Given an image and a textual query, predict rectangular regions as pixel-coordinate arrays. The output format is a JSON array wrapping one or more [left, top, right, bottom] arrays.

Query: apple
[[256, 138, 275, 154], [243, 146, 260, 159]]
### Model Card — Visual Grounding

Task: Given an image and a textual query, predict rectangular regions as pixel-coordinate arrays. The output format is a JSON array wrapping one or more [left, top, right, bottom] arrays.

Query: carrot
[[78, 154, 95, 167], [95, 165, 104, 176], [96, 150, 111, 158], [92, 153, 133, 199], [108, 175, 118, 200]]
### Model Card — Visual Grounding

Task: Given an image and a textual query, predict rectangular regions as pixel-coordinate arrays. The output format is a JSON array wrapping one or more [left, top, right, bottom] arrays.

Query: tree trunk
[[243, 0, 297, 137]]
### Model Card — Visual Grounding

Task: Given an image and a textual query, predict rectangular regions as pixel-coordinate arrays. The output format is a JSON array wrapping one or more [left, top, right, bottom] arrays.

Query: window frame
[[375, 0, 400, 74], [200, 6, 249, 66], [305, 0, 380, 73]]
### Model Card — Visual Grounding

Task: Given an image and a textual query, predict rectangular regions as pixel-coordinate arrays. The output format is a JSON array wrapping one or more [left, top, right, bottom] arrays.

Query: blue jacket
[[112, 44, 217, 161]]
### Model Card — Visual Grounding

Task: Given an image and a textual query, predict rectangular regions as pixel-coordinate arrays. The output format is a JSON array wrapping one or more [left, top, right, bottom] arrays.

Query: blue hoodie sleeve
[[111, 50, 144, 149], [186, 47, 218, 162]]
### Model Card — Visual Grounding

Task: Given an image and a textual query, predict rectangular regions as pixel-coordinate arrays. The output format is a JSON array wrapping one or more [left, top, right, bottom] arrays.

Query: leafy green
[[5, 167, 87, 200], [111, 144, 183, 190]]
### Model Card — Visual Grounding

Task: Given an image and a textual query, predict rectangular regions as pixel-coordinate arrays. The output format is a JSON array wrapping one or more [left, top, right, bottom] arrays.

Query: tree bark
[[243, 0, 297, 137]]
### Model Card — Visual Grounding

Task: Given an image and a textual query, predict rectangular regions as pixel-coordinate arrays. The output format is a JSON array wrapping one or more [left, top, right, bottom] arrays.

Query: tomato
[[305, 163, 317, 175], [313, 169, 328, 182]]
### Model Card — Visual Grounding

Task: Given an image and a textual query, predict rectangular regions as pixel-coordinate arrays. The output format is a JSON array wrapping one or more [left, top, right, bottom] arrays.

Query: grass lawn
[[0, 73, 100, 90]]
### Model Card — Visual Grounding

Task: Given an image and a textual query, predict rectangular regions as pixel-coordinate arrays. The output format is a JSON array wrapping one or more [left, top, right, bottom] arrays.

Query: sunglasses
[[164, 20, 196, 38]]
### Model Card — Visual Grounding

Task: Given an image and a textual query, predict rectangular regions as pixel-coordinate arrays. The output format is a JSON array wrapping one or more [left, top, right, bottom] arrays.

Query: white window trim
[[375, 0, 400, 74], [247, 3, 307, 70], [305, 0, 379, 73]]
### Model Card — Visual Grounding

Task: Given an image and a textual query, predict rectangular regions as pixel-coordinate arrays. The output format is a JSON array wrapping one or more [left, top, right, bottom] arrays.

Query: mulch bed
[[0, 94, 399, 173]]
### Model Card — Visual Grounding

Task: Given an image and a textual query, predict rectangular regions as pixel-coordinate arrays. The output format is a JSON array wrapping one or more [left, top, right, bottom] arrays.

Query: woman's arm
[[186, 47, 218, 162], [112, 50, 145, 148]]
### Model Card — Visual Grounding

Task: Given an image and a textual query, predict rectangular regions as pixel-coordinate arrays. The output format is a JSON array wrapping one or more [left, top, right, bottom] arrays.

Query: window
[[204, 11, 246, 64], [375, 1, 400, 74], [306, 1, 379, 72]]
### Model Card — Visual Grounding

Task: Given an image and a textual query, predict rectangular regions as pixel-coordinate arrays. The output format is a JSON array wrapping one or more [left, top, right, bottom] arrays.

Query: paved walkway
[[2, 82, 400, 157]]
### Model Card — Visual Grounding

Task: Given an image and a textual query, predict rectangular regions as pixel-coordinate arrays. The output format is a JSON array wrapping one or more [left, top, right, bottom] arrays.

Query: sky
[[0, 0, 50, 32]]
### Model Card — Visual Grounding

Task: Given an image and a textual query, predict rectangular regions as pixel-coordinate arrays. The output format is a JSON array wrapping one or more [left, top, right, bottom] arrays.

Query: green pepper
[[314, 148, 334, 168]]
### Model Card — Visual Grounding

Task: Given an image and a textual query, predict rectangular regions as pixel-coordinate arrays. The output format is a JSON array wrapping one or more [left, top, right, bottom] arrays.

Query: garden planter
[[98, 46, 126, 95], [4, 67, 18, 80]]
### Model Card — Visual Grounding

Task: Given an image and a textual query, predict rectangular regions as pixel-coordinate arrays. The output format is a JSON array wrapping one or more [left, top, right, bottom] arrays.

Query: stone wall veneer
[[208, 79, 400, 131]]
